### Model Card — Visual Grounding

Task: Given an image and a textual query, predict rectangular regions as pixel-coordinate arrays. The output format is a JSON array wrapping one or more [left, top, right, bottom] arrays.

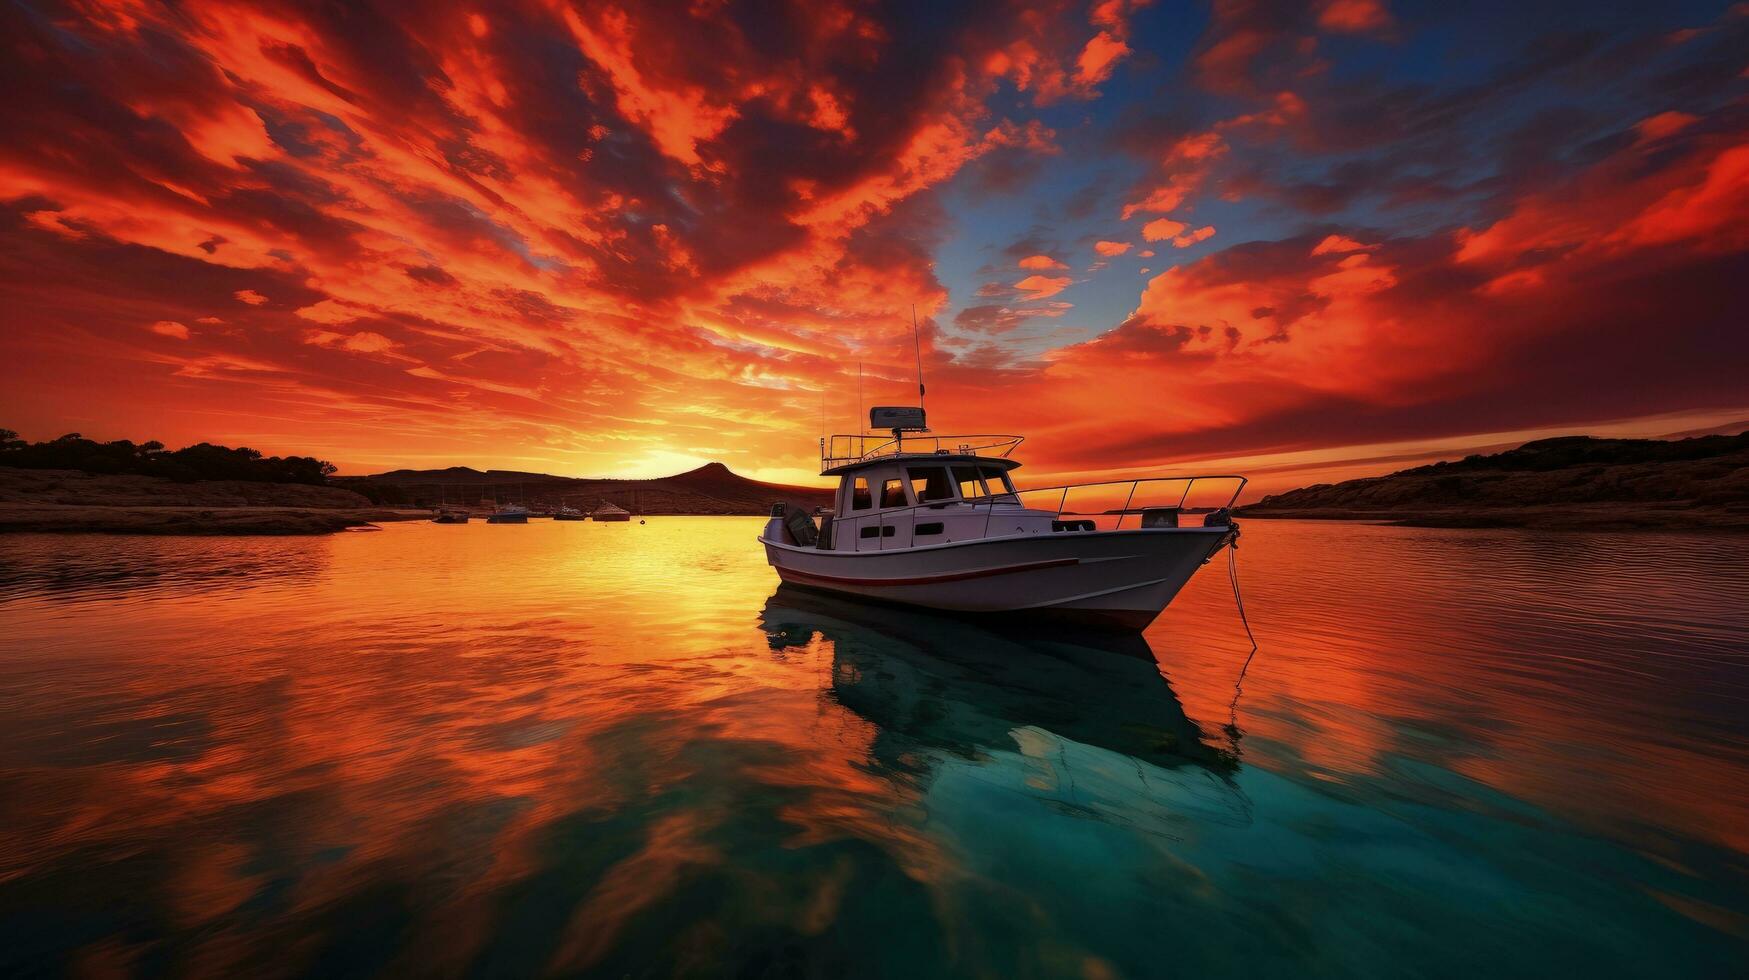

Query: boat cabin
[[818, 454, 1052, 550], [796, 408, 1059, 551]]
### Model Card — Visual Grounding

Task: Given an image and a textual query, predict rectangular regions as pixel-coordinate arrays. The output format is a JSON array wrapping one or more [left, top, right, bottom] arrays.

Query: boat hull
[[764, 526, 1234, 632], [592, 514, 632, 522], [486, 514, 528, 524]]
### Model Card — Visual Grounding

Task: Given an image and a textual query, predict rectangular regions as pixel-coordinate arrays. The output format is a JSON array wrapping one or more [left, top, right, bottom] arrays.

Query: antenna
[[857, 360, 864, 435], [911, 305, 926, 408]]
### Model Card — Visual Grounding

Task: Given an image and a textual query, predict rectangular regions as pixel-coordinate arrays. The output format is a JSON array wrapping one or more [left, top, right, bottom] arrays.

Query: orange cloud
[[1075, 32, 1131, 88], [1014, 274, 1073, 299], [149, 320, 190, 339], [1141, 218, 1187, 241], [1311, 234, 1373, 255], [1094, 240, 1132, 256], [1018, 254, 1068, 270], [1172, 225, 1216, 248]]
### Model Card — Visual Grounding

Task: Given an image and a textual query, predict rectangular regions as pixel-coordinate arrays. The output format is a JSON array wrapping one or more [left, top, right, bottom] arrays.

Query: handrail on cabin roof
[[820, 433, 1024, 472]]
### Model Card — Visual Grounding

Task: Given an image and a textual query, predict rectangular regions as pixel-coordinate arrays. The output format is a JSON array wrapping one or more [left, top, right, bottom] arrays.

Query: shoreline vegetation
[[1237, 433, 1749, 531], [0, 430, 829, 534], [0, 429, 413, 534], [0, 468, 423, 535]]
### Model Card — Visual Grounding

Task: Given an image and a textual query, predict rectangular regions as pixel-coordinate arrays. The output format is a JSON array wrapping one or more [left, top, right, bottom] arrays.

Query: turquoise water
[[0, 518, 1745, 977]]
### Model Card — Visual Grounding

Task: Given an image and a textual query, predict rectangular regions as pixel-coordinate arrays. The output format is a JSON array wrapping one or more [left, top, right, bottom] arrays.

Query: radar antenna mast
[[911, 305, 925, 409]]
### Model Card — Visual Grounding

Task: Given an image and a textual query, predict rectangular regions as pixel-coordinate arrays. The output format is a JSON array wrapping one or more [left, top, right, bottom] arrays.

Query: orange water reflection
[[1155, 523, 1749, 863], [0, 518, 1745, 974]]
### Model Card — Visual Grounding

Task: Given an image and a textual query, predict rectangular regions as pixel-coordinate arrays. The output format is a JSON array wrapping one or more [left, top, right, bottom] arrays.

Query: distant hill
[[343, 461, 832, 516], [1239, 433, 1749, 530]]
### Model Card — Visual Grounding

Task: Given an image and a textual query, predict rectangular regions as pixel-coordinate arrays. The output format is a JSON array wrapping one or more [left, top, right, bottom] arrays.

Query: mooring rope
[[1226, 533, 1259, 742]]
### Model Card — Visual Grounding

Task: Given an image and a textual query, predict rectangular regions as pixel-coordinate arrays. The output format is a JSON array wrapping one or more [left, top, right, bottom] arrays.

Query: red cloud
[[1122, 133, 1228, 219], [0, 0, 1131, 481], [1, 0, 1744, 499], [1317, 0, 1393, 34], [983, 0, 1147, 104]]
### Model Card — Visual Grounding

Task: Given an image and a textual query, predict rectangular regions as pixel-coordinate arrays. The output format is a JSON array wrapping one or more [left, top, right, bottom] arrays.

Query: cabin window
[[914, 521, 944, 536], [859, 524, 897, 539], [880, 479, 907, 509], [850, 477, 872, 511], [953, 465, 985, 500], [979, 466, 1017, 500], [907, 467, 955, 504]]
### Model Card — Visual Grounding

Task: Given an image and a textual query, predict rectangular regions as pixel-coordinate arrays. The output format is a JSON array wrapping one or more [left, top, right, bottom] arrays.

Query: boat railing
[[821, 433, 1024, 471], [823, 474, 1248, 550]]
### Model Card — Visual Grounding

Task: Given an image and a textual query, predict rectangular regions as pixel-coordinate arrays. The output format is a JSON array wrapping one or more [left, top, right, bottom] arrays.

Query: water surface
[[1, 519, 1746, 977]]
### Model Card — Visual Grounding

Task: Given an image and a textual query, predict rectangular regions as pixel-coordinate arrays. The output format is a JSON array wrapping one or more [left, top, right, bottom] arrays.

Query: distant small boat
[[486, 503, 529, 524], [432, 488, 470, 523], [590, 502, 632, 522], [553, 505, 586, 521]]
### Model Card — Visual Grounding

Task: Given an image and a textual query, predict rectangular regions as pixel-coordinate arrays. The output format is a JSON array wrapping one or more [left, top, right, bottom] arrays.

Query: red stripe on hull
[[777, 556, 1078, 587]]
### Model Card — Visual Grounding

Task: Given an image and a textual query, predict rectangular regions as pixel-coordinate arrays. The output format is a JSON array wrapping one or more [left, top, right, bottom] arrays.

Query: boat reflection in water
[[758, 585, 1250, 837]]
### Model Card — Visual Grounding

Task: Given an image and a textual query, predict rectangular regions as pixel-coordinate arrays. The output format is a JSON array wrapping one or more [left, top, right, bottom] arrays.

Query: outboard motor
[[785, 507, 819, 547], [764, 501, 819, 547], [763, 502, 790, 544]]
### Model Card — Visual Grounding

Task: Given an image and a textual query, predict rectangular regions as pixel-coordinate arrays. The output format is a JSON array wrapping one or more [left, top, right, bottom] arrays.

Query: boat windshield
[[980, 466, 1018, 502], [906, 466, 956, 504], [953, 465, 984, 499]]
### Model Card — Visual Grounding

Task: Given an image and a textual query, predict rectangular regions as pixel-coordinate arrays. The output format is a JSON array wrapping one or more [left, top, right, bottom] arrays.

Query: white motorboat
[[553, 504, 586, 521], [486, 502, 529, 524], [761, 407, 1245, 632]]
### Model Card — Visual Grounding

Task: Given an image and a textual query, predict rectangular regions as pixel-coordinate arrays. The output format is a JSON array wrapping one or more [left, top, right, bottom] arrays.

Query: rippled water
[[1, 519, 1746, 978]]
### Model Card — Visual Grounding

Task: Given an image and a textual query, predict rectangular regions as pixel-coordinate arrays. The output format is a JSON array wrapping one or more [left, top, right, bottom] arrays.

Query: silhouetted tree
[[0, 428, 340, 486]]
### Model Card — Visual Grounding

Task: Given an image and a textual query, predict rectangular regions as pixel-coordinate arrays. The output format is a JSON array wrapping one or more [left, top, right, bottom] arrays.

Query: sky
[[1, 0, 1746, 493]]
